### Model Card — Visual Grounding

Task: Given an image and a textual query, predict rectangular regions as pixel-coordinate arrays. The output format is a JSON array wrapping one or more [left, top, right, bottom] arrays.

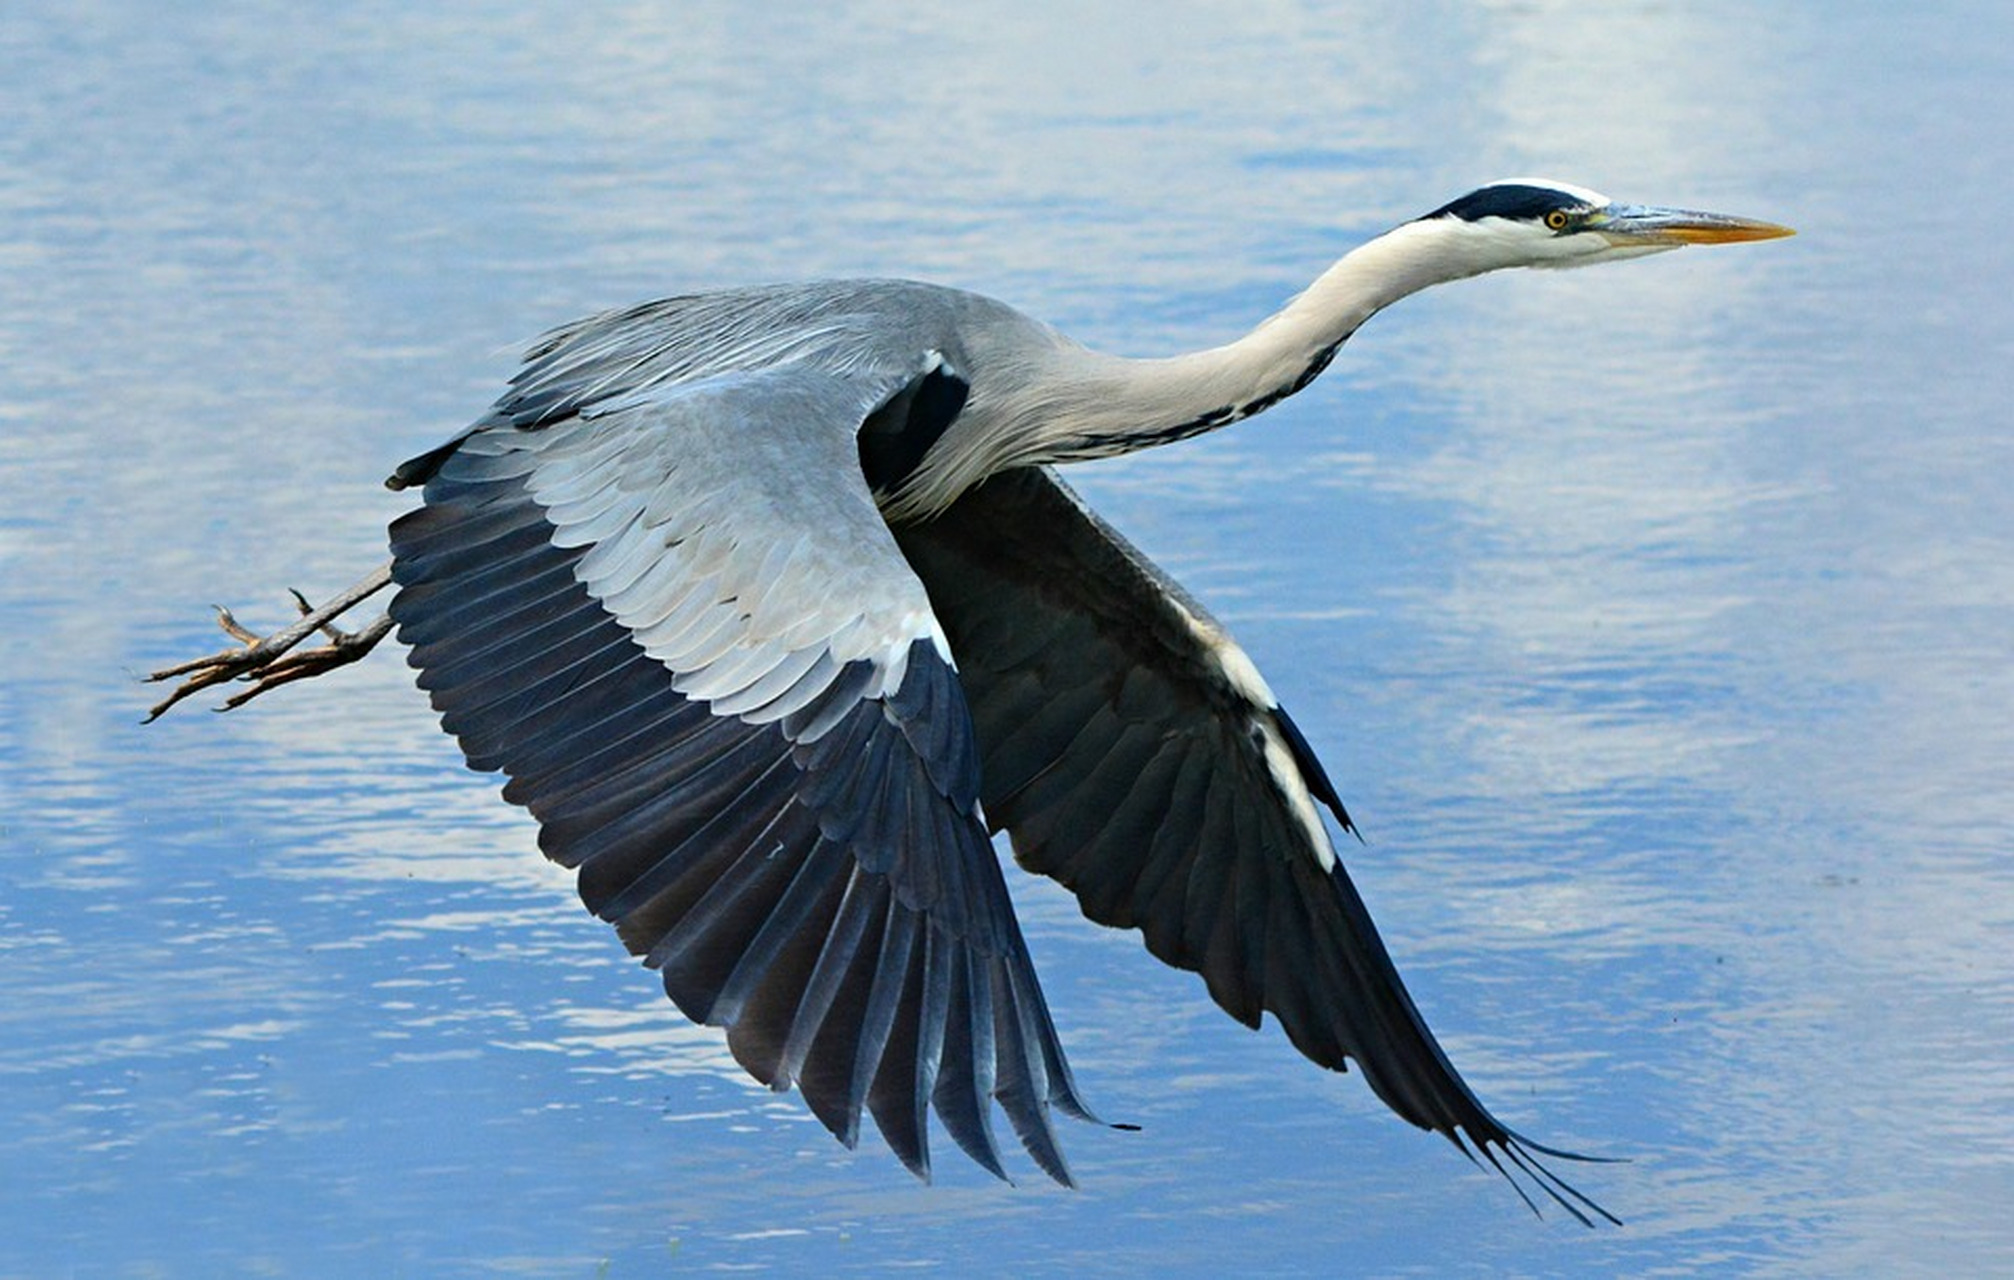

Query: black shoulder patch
[[857, 363, 970, 495], [1418, 184, 1576, 225]]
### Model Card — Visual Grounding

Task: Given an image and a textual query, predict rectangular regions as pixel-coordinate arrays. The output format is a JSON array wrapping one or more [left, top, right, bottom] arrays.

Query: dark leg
[[145, 561, 395, 721]]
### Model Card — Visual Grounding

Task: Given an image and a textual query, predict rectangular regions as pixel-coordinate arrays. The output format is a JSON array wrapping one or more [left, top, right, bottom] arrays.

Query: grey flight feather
[[388, 347, 1096, 1186]]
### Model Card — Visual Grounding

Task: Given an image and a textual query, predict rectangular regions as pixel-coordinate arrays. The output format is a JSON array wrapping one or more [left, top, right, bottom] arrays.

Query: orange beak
[[1596, 205, 1796, 246]]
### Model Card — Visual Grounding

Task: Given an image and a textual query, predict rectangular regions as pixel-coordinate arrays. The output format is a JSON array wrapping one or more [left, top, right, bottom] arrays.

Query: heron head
[[1416, 179, 1794, 272]]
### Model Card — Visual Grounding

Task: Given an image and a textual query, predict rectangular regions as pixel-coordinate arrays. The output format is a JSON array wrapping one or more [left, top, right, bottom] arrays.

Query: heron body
[[380, 182, 1788, 1218]]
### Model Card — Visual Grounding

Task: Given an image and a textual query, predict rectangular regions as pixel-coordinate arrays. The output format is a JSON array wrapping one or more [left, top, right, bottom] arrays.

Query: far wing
[[387, 367, 1093, 1185], [896, 466, 1612, 1221]]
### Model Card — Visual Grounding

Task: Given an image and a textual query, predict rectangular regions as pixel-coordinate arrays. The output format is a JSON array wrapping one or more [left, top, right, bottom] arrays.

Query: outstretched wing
[[387, 365, 1094, 1185], [896, 466, 1614, 1222]]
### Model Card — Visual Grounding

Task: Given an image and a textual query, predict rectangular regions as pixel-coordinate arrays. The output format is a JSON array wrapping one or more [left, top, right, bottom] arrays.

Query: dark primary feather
[[387, 364, 1095, 1187], [897, 466, 1615, 1224]]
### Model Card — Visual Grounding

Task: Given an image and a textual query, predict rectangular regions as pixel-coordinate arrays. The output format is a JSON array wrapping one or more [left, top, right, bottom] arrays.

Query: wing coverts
[[389, 367, 1092, 1184]]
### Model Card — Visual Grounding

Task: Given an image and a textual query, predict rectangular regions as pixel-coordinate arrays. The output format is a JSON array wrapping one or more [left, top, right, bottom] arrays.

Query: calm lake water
[[4, 2, 2011, 1276]]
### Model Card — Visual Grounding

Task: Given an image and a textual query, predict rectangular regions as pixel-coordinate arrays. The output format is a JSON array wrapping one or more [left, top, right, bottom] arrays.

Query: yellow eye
[[1544, 210, 1572, 231]]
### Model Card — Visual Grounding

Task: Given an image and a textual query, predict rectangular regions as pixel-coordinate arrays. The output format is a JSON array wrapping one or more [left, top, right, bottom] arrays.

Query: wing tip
[[1453, 1124, 1624, 1227]]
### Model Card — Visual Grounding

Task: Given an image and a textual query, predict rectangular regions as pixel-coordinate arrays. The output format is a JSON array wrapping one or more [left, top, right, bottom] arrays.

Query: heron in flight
[[149, 180, 1789, 1222]]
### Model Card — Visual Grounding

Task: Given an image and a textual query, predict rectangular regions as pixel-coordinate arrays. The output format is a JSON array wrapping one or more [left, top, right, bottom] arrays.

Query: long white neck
[[1063, 218, 1511, 451], [891, 217, 1515, 520]]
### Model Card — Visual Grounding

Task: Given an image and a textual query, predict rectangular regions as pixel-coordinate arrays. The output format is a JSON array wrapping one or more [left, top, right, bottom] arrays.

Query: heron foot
[[144, 560, 395, 721]]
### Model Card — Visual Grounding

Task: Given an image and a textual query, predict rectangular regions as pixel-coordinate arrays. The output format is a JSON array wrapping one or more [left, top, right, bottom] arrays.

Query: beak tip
[[1603, 204, 1797, 247], [1667, 217, 1798, 246]]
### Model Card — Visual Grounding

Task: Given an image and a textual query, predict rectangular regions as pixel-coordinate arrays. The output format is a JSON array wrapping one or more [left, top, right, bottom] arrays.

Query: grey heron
[[149, 180, 1790, 1222]]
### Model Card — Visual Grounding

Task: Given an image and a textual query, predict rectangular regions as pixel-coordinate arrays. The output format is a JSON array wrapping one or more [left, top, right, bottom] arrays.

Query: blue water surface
[[3, 3, 2010, 1275]]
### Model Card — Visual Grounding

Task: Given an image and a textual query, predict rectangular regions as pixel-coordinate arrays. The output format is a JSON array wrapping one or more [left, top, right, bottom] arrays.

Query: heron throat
[[885, 217, 1500, 522]]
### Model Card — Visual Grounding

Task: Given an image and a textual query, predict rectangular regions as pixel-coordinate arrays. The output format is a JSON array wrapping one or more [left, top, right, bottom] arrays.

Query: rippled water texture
[[4, 3, 2010, 1275]]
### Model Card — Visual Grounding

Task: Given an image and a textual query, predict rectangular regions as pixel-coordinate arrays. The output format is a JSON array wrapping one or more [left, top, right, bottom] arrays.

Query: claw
[[144, 561, 395, 721], [214, 606, 263, 646]]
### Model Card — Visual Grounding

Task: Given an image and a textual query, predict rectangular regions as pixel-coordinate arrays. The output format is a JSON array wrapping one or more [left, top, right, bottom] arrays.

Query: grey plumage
[[388, 344, 1099, 1185], [371, 182, 1790, 1218]]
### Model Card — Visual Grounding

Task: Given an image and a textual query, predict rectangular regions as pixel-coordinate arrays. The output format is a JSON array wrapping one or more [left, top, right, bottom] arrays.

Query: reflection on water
[[4, 1, 2012, 1275]]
